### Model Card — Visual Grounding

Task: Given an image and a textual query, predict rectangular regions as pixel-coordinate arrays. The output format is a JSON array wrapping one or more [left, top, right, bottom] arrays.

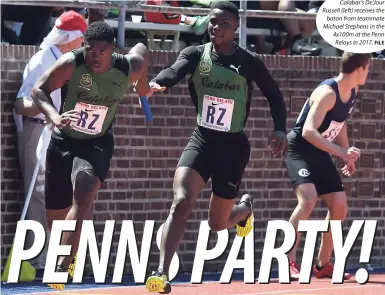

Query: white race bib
[[200, 95, 234, 132], [321, 120, 344, 142], [71, 102, 108, 135]]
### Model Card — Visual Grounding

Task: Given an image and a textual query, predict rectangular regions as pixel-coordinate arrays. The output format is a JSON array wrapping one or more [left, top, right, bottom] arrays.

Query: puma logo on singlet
[[94, 146, 105, 152], [228, 180, 240, 189], [230, 64, 241, 74], [113, 81, 123, 88]]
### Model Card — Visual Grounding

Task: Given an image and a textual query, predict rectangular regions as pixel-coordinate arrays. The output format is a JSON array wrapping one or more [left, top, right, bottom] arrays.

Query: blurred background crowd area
[[1, 0, 384, 58]]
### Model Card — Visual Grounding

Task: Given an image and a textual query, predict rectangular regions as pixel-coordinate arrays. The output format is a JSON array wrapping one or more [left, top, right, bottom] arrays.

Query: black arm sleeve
[[251, 56, 287, 133], [151, 46, 201, 89]]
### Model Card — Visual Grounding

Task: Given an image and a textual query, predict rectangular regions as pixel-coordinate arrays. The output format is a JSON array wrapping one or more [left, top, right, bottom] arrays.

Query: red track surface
[[29, 274, 385, 295]]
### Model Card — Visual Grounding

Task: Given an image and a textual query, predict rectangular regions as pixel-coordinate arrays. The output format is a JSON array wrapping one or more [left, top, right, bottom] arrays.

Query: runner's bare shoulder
[[53, 51, 76, 79], [309, 84, 337, 109], [36, 51, 76, 92]]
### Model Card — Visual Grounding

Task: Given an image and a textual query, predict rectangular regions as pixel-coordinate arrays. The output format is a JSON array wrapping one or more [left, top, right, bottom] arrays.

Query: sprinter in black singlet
[[144, 2, 288, 293], [284, 52, 372, 280]]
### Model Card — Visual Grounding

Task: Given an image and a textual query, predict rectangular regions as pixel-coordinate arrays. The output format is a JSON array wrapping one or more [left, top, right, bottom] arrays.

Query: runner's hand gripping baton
[[139, 95, 153, 121]]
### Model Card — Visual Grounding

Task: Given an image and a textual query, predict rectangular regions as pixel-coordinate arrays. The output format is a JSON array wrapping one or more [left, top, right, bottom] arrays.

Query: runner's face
[[357, 61, 370, 85], [84, 40, 114, 74], [208, 9, 238, 45]]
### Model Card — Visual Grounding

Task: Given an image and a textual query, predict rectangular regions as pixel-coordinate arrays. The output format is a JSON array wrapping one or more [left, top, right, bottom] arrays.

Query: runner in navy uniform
[[284, 52, 371, 280]]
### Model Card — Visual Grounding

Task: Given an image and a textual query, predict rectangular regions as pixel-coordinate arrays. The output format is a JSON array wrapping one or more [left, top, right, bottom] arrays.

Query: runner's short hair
[[84, 21, 115, 43], [340, 52, 371, 74], [211, 1, 239, 21]]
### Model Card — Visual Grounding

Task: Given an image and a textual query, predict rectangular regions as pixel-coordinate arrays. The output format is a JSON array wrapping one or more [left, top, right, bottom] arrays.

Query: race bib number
[[321, 120, 344, 142], [71, 102, 108, 135], [200, 95, 234, 132]]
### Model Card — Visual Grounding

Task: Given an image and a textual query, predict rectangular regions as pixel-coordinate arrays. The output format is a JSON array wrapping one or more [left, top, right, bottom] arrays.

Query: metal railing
[[2, 0, 318, 48]]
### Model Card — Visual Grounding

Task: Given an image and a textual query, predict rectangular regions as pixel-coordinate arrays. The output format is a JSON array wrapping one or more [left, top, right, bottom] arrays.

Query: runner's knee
[[73, 171, 100, 208], [207, 219, 225, 232], [295, 184, 318, 214], [328, 193, 348, 220], [74, 170, 98, 193], [330, 203, 348, 220], [299, 200, 317, 215], [170, 189, 195, 220], [170, 167, 203, 220]]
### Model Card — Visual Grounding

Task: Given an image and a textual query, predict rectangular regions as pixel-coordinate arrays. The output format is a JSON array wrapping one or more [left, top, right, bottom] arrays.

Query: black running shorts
[[177, 127, 251, 199], [45, 131, 114, 210], [284, 143, 344, 195]]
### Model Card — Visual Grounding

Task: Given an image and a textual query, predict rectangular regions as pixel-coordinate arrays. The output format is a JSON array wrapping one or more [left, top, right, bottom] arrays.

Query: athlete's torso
[[288, 78, 356, 150], [54, 48, 131, 140], [188, 43, 256, 134]]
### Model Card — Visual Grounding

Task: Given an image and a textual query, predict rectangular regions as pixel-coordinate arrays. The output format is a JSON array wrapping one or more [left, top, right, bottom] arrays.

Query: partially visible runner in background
[[284, 52, 371, 281]]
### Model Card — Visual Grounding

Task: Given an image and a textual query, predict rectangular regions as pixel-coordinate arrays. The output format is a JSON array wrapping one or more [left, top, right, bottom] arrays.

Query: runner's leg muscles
[[287, 183, 318, 261], [317, 191, 348, 266], [158, 167, 205, 274], [208, 195, 235, 231], [57, 167, 101, 268], [46, 207, 71, 231], [44, 139, 73, 238], [226, 196, 251, 228], [209, 133, 251, 231], [208, 194, 250, 231]]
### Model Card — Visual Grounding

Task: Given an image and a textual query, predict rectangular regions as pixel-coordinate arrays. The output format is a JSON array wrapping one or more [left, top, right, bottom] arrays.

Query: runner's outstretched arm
[[127, 43, 150, 97], [251, 56, 287, 156], [251, 56, 287, 133], [31, 54, 77, 127], [151, 46, 200, 89]]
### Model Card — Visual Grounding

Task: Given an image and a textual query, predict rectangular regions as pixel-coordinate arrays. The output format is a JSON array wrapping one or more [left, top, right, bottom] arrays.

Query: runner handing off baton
[[134, 75, 165, 121], [144, 2, 288, 293]]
